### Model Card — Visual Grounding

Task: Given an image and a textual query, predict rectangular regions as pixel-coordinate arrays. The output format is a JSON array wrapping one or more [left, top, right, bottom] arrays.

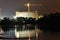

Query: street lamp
[[25, 3, 30, 12], [27, 3, 30, 12], [25, 3, 30, 18]]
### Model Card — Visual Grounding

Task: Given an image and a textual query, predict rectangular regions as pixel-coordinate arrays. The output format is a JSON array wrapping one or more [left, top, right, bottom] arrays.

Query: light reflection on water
[[0, 27, 40, 40]]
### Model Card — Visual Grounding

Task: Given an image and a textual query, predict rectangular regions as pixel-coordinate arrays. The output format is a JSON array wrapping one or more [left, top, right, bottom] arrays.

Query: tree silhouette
[[38, 12, 60, 32], [1, 17, 11, 31]]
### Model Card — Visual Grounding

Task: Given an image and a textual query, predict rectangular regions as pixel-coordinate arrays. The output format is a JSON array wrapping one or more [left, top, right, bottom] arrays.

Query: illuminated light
[[13, 16, 16, 19], [16, 11, 20, 16], [35, 28, 40, 40], [40, 15, 43, 18], [28, 39, 31, 40], [16, 32, 19, 38], [36, 32, 38, 39], [27, 3, 30, 7], [28, 32, 31, 40], [15, 28, 19, 38], [0, 27, 2, 37], [25, 3, 30, 7], [39, 15, 43, 18], [28, 32, 30, 38], [35, 11, 39, 20], [25, 3, 30, 12], [16, 11, 20, 13], [16, 12, 38, 18], [0, 17, 3, 20]]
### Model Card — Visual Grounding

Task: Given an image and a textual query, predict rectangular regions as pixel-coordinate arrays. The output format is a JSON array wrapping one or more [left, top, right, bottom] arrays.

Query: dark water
[[1, 37, 40, 40]]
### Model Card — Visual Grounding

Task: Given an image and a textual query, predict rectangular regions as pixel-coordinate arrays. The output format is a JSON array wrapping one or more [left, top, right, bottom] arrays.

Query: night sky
[[0, 0, 60, 18]]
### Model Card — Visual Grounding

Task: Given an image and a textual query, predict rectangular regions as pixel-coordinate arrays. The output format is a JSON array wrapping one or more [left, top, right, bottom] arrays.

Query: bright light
[[40, 15, 43, 18], [27, 3, 30, 7], [0, 27, 2, 37], [13, 16, 16, 19], [15, 28, 19, 38], [39, 15, 43, 18], [16, 12, 38, 18], [0, 17, 3, 20], [16, 32, 19, 38]]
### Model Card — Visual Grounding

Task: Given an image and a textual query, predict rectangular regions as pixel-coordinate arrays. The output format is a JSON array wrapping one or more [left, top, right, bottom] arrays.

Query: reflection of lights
[[15, 28, 19, 38], [28, 31, 31, 40], [15, 28, 36, 38], [35, 28, 40, 39], [28, 39, 30, 40], [0, 27, 2, 37], [16, 32, 19, 38], [36, 32, 38, 39], [28, 32, 30, 38]]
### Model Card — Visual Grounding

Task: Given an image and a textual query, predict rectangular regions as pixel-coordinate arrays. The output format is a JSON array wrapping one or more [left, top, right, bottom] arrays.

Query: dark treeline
[[0, 12, 60, 32], [38, 12, 60, 32], [0, 17, 37, 31]]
